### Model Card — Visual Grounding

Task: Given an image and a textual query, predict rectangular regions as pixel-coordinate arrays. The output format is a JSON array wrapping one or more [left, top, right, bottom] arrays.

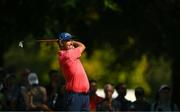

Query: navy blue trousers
[[64, 91, 89, 111]]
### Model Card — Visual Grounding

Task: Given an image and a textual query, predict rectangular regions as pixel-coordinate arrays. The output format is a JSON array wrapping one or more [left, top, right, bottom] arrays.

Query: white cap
[[159, 84, 170, 92], [28, 72, 39, 85]]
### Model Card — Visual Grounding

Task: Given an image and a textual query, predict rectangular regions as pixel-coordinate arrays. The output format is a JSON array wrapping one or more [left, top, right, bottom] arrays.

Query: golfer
[[57, 32, 90, 111]]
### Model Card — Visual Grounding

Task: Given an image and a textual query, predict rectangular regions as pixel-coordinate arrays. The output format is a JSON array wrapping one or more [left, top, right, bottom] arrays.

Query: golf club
[[18, 39, 59, 48]]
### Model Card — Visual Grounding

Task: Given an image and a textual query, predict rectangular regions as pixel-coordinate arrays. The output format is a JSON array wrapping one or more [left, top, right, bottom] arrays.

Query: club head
[[19, 41, 24, 48]]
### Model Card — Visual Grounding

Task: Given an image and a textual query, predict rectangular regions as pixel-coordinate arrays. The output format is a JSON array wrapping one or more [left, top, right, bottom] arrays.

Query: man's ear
[[58, 40, 64, 47], [60, 40, 63, 46], [57, 40, 63, 48]]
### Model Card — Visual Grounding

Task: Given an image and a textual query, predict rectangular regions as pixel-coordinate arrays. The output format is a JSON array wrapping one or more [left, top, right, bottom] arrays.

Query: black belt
[[66, 90, 89, 95]]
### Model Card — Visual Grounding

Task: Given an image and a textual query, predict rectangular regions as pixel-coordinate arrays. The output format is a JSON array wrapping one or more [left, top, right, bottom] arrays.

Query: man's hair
[[48, 69, 59, 76], [89, 79, 97, 83], [135, 87, 145, 97]]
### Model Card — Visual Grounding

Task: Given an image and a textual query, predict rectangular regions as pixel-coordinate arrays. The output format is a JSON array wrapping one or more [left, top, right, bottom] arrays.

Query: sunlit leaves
[[82, 45, 117, 81], [104, 0, 122, 12], [130, 54, 150, 94], [146, 56, 172, 89], [61, 0, 77, 10], [4, 37, 60, 84]]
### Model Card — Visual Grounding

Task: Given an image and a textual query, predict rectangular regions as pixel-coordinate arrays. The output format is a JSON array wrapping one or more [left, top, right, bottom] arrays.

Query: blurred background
[[0, 0, 180, 108]]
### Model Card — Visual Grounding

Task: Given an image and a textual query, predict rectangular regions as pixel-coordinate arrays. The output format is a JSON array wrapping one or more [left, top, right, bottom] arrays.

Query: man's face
[[159, 89, 171, 101], [90, 82, 97, 94], [62, 40, 74, 50], [117, 85, 127, 97], [104, 85, 114, 99]]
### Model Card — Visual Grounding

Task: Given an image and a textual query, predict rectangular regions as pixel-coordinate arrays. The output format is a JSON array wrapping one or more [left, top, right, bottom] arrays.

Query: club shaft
[[36, 39, 58, 42]]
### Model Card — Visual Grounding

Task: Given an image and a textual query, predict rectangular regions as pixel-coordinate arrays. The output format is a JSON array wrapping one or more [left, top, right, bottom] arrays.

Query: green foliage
[[82, 44, 172, 92], [3, 36, 60, 85], [62, 0, 77, 9], [104, 0, 121, 12], [129, 54, 150, 95], [146, 56, 172, 99], [82, 44, 117, 86]]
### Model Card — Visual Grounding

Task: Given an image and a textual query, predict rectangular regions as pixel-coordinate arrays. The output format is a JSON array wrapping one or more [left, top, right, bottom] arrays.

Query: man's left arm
[[72, 41, 86, 53]]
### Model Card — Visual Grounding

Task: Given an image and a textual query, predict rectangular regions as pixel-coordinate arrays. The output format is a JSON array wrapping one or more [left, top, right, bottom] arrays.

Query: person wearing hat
[[57, 32, 90, 111], [150, 84, 179, 111], [25, 72, 52, 111]]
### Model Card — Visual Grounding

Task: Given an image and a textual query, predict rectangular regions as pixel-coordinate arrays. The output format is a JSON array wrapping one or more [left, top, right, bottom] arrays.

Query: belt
[[66, 90, 89, 95]]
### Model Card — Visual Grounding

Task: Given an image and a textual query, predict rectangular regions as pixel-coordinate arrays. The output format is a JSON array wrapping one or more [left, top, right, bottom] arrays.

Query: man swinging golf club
[[57, 32, 90, 111]]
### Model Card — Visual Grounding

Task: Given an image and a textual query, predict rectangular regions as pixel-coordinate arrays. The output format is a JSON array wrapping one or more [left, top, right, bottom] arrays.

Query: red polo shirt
[[90, 95, 103, 111], [58, 47, 89, 93]]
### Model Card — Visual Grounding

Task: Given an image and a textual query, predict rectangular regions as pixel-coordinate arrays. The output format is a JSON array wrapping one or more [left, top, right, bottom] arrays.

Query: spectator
[[16, 68, 30, 110], [114, 83, 131, 111], [0, 67, 6, 91], [150, 84, 179, 111], [46, 70, 60, 110], [0, 67, 7, 111], [96, 83, 120, 111], [26, 72, 52, 111], [45, 69, 65, 111], [0, 92, 6, 110], [54, 80, 66, 111], [2, 72, 19, 111], [89, 79, 103, 112], [130, 86, 150, 111]]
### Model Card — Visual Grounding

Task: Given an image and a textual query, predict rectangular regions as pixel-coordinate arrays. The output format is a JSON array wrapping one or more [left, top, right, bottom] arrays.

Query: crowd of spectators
[[0, 67, 179, 111]]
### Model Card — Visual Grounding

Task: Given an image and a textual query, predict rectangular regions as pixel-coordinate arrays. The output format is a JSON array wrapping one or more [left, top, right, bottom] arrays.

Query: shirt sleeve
[[69, 47, 81, 60]]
